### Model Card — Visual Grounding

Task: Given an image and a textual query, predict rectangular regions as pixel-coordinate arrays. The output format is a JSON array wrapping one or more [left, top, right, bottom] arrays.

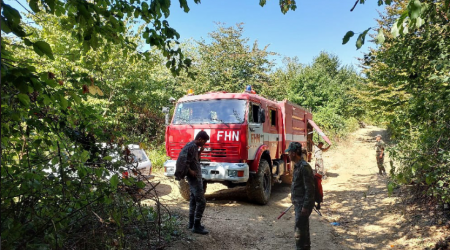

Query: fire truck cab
[[164, 90, 328, 204]]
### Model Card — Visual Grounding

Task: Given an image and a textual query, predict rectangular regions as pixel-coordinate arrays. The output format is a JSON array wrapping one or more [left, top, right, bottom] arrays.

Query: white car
[[122, 144, 153, 180], [44, 144, 153, 181]]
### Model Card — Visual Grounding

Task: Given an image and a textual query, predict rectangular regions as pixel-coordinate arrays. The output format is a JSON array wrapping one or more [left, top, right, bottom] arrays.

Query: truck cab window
[[270, 109, 276, 127], [249, 103, 260, 123]]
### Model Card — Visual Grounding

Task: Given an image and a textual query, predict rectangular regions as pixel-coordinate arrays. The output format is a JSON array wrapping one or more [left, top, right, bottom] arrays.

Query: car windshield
[[130, 149, 149, 163], [173, 99, 246, 125]]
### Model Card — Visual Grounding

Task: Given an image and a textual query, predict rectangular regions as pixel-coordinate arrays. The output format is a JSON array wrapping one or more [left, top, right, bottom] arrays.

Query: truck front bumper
[[163, 160, 249, 183]]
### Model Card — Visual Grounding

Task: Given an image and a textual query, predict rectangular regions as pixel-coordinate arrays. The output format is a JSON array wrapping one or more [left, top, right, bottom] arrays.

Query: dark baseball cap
[[285, 142, 302, 153]]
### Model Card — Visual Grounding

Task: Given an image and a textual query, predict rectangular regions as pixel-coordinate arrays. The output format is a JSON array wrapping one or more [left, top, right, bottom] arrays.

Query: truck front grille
[[169, 143, 240, 160]]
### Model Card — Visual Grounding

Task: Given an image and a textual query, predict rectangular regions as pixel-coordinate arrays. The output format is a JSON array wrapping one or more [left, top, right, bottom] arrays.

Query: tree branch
[[350, 0, 359, 12]]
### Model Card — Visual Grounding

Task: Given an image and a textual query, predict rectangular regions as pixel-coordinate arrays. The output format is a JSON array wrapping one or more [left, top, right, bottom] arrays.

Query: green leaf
[[387, 182, 396, 196], [103, 156, 113, 161], [179, 0, 190, 12], [425, 175, 433, 185], [415, 17, 424, 28], [396, 11, 409, 28], [1, 18, 12, 33], [142, 2, 149, 12], [2, 4, 21, 25], [356, 28, 371, 50], [143, 31, 149, 39], [68, 91, 81, 104], [14, 80, 29, 93], [136, 181, 145, 189], [408, 0, 422, 19], [59, 95, 68, 109], [33, 41, 55, 60], [342, 31, 354, 45], [259, 0, 267, 7], [24, 38, 33, 46], [33, 139, 42, 147], [81, 150, 90, 162], [110, 174, 119, 188], [376, 29, 385, 44], [391, 24, 399, 38], [95, 168, 103, 178], [29, 0, 40, 13], [45, 79, 57, 88], [17, 93, 30, 107]]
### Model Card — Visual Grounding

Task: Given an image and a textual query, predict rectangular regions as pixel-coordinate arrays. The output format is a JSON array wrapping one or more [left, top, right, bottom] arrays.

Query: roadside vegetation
[[1, 0, 448, 248], [360, 0, 450, 207]]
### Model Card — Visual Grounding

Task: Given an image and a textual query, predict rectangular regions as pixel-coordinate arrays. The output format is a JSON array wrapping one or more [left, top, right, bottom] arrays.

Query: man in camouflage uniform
[[375, 134, 386, 175], [177, 131, 210, 234], [286, 142, 315, 250]]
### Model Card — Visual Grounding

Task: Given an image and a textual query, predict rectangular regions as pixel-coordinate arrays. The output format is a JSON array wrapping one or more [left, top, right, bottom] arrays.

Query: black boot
[[192, 219, 209, 235], [187, 215, 194, 229], [187, 215, 204, 230]]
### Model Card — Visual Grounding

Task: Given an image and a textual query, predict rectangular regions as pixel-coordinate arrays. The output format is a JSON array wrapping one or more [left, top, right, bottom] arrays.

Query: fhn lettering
[[251, 134, 261, 143], [217, 131, 240, 141]]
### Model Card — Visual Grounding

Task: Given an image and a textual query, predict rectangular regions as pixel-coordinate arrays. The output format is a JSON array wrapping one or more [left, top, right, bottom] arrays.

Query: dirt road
[[149, 126, 447, 249]]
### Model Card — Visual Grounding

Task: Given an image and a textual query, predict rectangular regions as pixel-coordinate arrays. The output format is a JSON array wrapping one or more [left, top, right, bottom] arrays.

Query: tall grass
[[147, 144, 169, 171]]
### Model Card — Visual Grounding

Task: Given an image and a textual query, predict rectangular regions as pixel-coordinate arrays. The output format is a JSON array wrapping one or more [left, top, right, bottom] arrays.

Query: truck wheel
[[247, 159, 272, 205], [281, 174, 293, 185], [179, 179, 190, 201]]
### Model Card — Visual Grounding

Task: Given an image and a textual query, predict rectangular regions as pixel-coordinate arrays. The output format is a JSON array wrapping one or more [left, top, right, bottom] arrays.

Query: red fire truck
[[163, 90, 330, 204]]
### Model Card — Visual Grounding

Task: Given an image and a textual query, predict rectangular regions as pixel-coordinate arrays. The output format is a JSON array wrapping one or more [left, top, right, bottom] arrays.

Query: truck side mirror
[[258, 108, 266, 123]]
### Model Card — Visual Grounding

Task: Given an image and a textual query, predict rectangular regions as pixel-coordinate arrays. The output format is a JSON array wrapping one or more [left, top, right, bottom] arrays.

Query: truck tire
[[246, 159, 272, 205], [281, 174, 293, 185], [179, 179, 190, 201], [178, 179, 208, 201]]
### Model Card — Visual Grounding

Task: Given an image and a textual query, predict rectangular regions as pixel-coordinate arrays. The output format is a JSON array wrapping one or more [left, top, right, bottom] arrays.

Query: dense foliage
[[361, 0, 450, 203], [0, 0, 302, 248], [3, 0, 447, 247], [267, 53, 364, 139]]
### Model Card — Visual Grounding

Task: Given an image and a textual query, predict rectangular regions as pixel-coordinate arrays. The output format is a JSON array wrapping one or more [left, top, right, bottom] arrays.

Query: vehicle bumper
[[163, 160, 249, 183]]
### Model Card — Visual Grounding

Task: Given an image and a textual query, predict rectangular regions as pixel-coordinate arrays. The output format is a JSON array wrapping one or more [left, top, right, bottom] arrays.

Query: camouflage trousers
[[376, 152, 386, 174], [294, 204, 312, 250], [187, 176, 206, 220]]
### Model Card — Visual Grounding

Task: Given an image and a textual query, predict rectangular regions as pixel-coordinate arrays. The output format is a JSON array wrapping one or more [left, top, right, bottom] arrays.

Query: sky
[[7, 0, 384, 71], [164, 0, 384, 71]]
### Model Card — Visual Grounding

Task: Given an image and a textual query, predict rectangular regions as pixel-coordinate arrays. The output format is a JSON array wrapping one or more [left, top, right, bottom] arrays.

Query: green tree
[[362, 0, 450, 202], [1, 12, 179, 249], [185, 23, 276, 94], [286, 52, 363, 137]]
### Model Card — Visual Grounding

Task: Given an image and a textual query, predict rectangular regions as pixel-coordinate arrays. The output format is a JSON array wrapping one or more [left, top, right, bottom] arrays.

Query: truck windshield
[[173, 99, 246, 125]]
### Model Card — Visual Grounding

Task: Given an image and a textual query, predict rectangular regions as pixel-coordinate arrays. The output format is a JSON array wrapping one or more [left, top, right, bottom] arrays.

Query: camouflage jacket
[[375, 140, 385, 152], [291, 159, 315, 210]]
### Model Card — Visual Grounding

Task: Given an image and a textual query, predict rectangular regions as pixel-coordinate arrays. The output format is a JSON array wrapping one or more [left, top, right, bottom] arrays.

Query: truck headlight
[[228, 170, 244, 177]]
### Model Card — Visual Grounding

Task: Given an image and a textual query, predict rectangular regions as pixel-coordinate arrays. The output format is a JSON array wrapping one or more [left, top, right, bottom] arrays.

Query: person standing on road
[[177, 131, 210, 234], [309, 139, 330, 179], [287, 142, 315, 250], [374, 134, 386, 175]]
